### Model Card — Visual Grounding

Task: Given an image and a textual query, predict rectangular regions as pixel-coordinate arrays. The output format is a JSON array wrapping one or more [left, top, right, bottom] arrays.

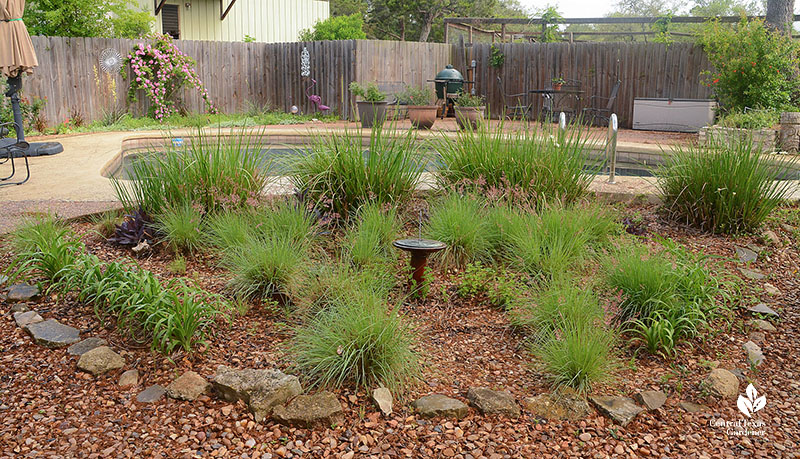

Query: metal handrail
[[606, 113, 618, 184]]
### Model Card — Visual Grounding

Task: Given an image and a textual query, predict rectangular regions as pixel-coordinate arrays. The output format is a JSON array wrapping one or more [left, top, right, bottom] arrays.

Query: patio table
[[529, 89, 584, 121]]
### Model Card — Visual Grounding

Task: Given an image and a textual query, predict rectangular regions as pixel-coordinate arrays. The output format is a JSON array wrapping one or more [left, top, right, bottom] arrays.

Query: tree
[[765, 0, 795, 34], [26, 0, 153, 38], [298, 14, 367, 41]]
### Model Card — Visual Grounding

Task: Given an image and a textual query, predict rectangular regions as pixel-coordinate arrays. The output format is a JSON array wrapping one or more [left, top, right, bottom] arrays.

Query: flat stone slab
[[77, 346, 125, 376], [13, 310, 43, 328], [119, 369, 139, 387], [24, 319, 80, 348], [750, 319, 777, 332], [679, 401, 707, 413], [272, 391, 345, 428], [589, 395, 643, 427], [0, 274, 8, 286], [634, 390, 667, 411], [167, 371, 211, 401], [466, 387, 520, 418], [704, 369, 739, 399], [748, 303, 779, 318], [523, 392, 592, 421], [743, 341, 765, 367], [6, 284, 40, 302], [212, 365, 302, 422], [67, 337, 108, 356], [738, 268, 766, 280], [763, 283, 781, 296], [411, 394, 469, 419], [137, 385, 166, 403], [10, 303, 30, 313], [735, 246, 758, 263]]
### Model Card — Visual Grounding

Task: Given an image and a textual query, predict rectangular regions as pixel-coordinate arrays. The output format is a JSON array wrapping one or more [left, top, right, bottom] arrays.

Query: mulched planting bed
[[1, 200, 797, 458]]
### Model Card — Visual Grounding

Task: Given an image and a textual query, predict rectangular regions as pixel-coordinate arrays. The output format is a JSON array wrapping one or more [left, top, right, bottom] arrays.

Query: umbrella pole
[[5, 75, 25, 143]]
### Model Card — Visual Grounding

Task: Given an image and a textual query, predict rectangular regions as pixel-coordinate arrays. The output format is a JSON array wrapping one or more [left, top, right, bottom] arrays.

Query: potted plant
[[399, 86, 438, 129], [552, 77, 566, 91], [350, 82, 387, 128], [453, 92, 485, 130]]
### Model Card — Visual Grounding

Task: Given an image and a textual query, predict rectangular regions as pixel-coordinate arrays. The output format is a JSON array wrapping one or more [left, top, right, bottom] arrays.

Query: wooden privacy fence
[[23, 37, 712, 129], [455, 41, 713, 127]]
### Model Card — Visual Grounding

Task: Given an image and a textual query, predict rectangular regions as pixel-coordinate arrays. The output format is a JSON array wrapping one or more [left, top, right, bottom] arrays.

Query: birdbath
[[392, 238, 446, 289]]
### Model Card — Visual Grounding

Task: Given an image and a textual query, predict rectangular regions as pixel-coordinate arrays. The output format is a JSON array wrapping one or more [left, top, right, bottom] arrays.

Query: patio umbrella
[[1, 0, 37, 78]]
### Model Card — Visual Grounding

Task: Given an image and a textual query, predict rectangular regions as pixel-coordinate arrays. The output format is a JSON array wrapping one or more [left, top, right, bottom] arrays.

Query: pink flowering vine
[[122, 34, 217, 121]]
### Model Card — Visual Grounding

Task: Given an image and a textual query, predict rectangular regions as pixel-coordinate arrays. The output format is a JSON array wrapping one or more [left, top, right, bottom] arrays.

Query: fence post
[[606, 113, 618, 184]]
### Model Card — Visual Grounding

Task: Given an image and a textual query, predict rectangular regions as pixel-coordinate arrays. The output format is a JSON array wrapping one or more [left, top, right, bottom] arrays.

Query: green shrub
[[458, 261, 522, 308], [657, 137, 797, 233], [222, 236, 306, 300], [153, 203, 204, 254], [717, 110, 779, 130], [345, 203, 400, 267], [298, 13, 367, 41], [7, 215, 82, 282], [292, 293, 420, 392], [534, 321, 616, 394], [288, 128, 424, 220], [113, 130, 268, 216], [424, 194, 491, 268], [698, 18, 799, 111], [435, 124, 597, 206], [349, 82, 387, 102]]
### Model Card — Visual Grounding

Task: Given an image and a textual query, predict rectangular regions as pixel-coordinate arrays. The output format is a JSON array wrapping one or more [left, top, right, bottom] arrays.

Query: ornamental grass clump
[[424, 193, 492, 268], [7, 214, 82, 283], [287, 127, 424, 220], [112, 129, 268, 217], [153, 203, 204, 254], [221, 236, 307, 300], [345, 203, 400, 268], [657, 137, 797, 234], [291, 292, 420, 393], [434, 123, 598, 206]]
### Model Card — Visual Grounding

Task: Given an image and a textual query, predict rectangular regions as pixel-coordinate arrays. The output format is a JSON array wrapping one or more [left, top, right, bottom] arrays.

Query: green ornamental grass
[[345, 203, 401, 267], [222, 236, 306, 300], [658, 137, 797, 234], [424, 194, 491, 268], [153, 203, 205, 254]]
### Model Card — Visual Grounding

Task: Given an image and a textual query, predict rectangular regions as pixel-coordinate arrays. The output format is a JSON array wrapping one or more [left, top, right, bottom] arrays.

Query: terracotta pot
[[454, 106, 485, 130], [553, 83, 563, 91], [356, 100, 388, 128], [407, 105, 438, 129]]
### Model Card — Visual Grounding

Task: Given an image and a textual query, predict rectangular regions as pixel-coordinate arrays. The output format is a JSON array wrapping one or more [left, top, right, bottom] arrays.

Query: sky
[[518, 0, 616, 18]]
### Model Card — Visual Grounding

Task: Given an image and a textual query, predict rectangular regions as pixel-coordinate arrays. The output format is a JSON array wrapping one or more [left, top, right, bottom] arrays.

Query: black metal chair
[[496, 76, 530, 120], [583, 80, 621, 126], [550, 78, 582, 122]]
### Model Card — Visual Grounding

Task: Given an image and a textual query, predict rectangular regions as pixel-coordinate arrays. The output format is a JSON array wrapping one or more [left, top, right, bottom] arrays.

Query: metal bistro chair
[[497, 76, 531, 120], [549, 78, 582, 122], [583, 80, 621, 126]]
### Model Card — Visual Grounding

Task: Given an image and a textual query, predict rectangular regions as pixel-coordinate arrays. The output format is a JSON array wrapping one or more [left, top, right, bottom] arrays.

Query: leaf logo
[[737, 384, 766, 418]]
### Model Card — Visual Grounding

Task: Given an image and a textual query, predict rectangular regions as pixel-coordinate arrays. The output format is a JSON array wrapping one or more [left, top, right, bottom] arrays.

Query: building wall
[[136, 0, 329, 43]]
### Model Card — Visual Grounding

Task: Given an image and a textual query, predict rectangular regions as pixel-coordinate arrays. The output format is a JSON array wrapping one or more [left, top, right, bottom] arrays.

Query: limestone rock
[[704, 369, 739, 398], [466, 387, 520, 418], [748, 331, 765, 344], [119, 369, 139, 387], [743, 341, 765, 367], [212, 365, 302, 422], [6, 284, 40, 302], [77, 346, 125, 376], [748, 303, 779, 317], [13, 310, 43, 328], [738, 268, 765, 280], [750, 319, 777, 332], [137, 385, 166, 403], [762, 230, 780, 245], [10, 303, 30, 313], [763, 283, 781, 296], [411, 394, 469, 419], [67, 337, 108, 356], [167, 371, 211, 401], [735, 246, 757, 263], [679, 401, 707, 413], [522, 392, 591, 421], [0, 274, 8, 286], [589, 396, 643, 427], [272, 391, 344, 428], [372, 387, 393, 416], [25, 319, 80, 348], [634, 390, 667, 411]]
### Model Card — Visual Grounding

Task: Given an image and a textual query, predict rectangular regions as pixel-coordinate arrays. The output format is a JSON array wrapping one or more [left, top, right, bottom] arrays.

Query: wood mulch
[[0, 201, 797, 458]]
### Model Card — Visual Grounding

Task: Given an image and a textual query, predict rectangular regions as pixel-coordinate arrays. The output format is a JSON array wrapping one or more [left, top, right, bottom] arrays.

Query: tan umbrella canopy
[[1, 0, 38, 78]]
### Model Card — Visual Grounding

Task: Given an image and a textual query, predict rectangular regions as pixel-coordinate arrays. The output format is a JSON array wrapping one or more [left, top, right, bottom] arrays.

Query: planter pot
[[552, 83, 563, 91], [455, 106, 485, 130], [356, 101, 388, 128], [698, 126, 777, 153], [407, 105, 438, 130]]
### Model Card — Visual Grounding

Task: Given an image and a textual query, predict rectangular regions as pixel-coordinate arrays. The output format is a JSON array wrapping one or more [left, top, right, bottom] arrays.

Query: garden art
[[1, 122, 799, 458]]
